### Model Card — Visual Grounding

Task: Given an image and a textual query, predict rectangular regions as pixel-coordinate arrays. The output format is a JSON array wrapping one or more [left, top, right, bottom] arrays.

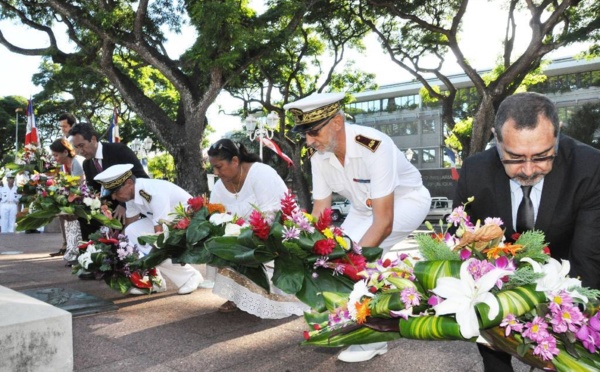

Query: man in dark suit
[[454, 92, 600, 371], [69, 123, 149, 239]]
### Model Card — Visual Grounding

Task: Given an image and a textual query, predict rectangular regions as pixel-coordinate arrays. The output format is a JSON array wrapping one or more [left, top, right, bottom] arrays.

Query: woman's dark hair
[[68, 122, 98, 141], [207, 138, 261, 163], [50, 138, 76, 158]]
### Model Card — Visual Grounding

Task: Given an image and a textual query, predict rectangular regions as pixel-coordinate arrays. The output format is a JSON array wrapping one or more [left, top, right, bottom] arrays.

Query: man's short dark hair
[[495, 92, 560, 142], [58, 112, 77, 126], [68, 122, 99, 142]]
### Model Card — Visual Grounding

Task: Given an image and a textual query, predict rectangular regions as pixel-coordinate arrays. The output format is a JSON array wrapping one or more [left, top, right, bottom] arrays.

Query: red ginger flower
[[314, 208, 333, 232], [313, 239, 336, 256], [187, 196, 205, 212], [280, 191, 298, 221], [174, 217, 191, 230], [332, 253, 367, 281], [249, 210, 270, 240]]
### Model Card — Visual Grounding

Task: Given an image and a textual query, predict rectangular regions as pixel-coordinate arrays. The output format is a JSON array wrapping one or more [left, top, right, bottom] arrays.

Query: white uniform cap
[[94, 164, 134, 196], [283, 92, 346, 133]]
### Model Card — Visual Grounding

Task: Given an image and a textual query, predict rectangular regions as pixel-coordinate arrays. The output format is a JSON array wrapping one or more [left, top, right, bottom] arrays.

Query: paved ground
[[0, 231, 536, 372]]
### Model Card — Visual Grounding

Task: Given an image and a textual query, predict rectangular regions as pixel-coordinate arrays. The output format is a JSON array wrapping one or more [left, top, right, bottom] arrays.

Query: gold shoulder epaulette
[[139, 189, 152, 203], [305, 147, 316, 159], [355, 135, 381, 152]]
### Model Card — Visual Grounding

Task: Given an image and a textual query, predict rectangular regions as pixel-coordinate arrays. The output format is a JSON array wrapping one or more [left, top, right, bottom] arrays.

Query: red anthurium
[[303, 331, 310, 340], [78, 241, 93, 250], [67, 193, 79, 203], [98, 238, 119, 245], [187, 196, 205, 212], [148, 268, 158, 277], [130, 272, 153, 289], [542, 246, 551, 255]]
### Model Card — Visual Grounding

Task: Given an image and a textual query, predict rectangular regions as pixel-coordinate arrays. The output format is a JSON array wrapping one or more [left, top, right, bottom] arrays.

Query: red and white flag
[[108, 107, 120, 143], [25, 98, 38, 145], [259, 137, 294, 167]]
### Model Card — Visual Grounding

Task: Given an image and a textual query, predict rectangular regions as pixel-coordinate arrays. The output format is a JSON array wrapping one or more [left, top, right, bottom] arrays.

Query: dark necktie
[[93, 158, 103, 173], [516, 186, 534, 233]]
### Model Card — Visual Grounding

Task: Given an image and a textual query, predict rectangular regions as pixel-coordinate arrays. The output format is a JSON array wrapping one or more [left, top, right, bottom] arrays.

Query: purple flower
[[590, 312, 600, 332], [484, 217, 504, 227], [401, 287, 421, 307], [550, 304, 585, 333], [282, 226, 301, 242], [576, 324, 600, 353], [447, 206, 467, 226], [500, 314, 523, 337], [523, 316, 551, 343], [427, 295, 443, 307], [532, 336, 559, 361], [459, 248, 472, 261]]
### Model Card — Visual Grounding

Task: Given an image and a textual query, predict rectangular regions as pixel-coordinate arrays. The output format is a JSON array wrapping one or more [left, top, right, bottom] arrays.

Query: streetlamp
[[15, 108, 23, 157], [129, 136, 153, 172], [245, 111, 277, 160], [405, 148, 414, 162]]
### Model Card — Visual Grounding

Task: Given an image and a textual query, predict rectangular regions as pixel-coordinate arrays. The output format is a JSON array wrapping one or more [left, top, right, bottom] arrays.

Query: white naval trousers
[[0, 203, 17, 233], [341, 185, 431, 255], [125, 218, 202, 289]]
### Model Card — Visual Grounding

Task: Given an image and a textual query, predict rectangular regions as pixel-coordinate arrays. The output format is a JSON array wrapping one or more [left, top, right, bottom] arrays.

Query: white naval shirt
[[0, 185, 20, 205], [125, 178, 192, 226]]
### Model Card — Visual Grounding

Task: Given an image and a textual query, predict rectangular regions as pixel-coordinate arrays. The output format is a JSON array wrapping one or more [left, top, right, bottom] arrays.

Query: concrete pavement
[[0, 231, 536, 372]]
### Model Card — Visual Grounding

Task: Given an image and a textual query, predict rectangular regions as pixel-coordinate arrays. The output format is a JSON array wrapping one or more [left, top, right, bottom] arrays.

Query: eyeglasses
[[500, 154, 556, 165], [299, 116, 334, 138]]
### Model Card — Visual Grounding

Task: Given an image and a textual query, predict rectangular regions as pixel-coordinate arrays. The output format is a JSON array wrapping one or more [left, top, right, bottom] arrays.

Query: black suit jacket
[[454, 135, 600, 289], [82, 142, 149, 192]]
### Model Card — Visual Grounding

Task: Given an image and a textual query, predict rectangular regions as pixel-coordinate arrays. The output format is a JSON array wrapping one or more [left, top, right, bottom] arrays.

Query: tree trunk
[[468, 93, 496, 156]]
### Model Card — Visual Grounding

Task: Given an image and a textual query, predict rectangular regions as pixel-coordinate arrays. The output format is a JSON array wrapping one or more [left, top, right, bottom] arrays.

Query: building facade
[[347, 57, 600, 198]]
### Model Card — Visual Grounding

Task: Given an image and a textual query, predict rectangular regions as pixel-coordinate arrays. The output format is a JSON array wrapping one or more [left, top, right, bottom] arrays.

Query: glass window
[[422, 148, 436, 163], [422, 118, 436, 134]]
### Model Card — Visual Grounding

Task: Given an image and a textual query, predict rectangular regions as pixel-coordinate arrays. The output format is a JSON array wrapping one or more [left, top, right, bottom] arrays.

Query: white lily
[[209, 213, 233, 226], [520, 257, 587, 303], [77, 244, 99, 269], [432, 258, 513, 339], [347, 280, 374, 322]]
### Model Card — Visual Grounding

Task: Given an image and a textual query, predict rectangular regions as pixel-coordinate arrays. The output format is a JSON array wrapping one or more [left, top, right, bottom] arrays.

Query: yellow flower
[[336, 235, 349, 250], [322, 228, 334, 239], [303, 212, 315, 222]]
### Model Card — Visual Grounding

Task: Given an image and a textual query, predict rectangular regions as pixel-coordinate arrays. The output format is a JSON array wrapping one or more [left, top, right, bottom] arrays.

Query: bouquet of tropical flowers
[[8, 143, 56, 175], [139, 192, 382, 309], [16, 172, 121, 231], [73, 227, 161, 294], [301, 199, 600, 371]]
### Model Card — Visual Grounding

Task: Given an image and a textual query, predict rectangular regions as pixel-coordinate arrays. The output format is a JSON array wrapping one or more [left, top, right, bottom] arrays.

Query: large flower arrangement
[[139, 193, 382, 309], [301, 199, 600, 371], [73, 227, 161, 294], [7, 143, 58, 204], [16, 172, 121, 231]]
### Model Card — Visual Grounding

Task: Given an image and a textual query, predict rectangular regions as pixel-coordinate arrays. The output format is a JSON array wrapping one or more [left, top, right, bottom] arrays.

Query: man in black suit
[[69, 123, 148, 195], [454, 92, 600, 371], [69, 123, 149, 279]]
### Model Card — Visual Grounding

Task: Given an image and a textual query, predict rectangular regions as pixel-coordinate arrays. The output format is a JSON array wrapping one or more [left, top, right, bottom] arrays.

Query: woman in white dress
[[49, 138, 84, 263], [207, 139, 309, 318]]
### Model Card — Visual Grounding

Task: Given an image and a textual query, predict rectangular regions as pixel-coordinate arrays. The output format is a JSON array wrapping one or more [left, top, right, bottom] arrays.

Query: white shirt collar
[[95, 142, 104, 160]]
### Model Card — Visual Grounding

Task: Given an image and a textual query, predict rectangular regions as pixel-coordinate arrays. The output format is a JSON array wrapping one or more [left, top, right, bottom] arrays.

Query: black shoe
[[78, 272, 96, 280], [25, 229, 41, 234], [49, 249, 66, 257]]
